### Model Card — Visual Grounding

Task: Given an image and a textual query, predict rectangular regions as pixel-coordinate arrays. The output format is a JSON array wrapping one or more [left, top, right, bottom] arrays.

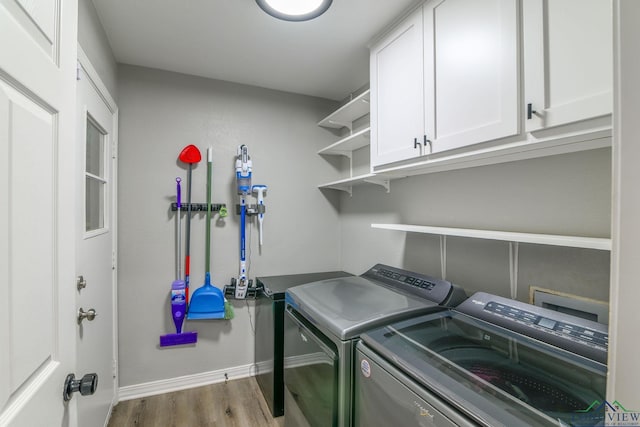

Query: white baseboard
[[117, 354, 329, 402], [118, 363, 256, 402]]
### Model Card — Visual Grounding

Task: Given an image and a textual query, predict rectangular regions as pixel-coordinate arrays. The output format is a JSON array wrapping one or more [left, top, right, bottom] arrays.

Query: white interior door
[[76, 48, 118, 427], [0, 0, 79, 425]]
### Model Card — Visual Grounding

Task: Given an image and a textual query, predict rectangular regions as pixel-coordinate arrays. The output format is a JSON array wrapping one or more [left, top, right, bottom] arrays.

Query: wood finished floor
[[108, 377, 284, 427]]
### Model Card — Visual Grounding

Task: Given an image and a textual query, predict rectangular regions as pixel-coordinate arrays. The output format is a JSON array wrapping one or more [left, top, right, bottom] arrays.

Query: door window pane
[[86, 120, 104, 177], [85, 118, 106, 232]]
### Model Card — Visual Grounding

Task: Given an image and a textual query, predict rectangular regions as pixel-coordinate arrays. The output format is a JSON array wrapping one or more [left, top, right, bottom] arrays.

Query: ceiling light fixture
[[256, 0, 333, 22]]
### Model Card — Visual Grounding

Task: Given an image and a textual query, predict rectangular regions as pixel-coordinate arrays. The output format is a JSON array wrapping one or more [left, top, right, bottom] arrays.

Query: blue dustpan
[[187, 148, 226, 320], [187, 273, 225, 319]]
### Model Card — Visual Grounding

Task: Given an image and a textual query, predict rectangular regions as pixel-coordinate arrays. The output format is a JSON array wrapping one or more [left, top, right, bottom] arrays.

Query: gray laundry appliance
[[254, 271, 352, 418], [283, 264, 467, 427], [355, 292, 608, 427]]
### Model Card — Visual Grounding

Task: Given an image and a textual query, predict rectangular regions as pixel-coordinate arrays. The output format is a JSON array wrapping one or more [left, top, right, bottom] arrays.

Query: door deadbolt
[[77, 308, 97, 324], [77, 275, 87, 291], [63, 373, 98, 401]]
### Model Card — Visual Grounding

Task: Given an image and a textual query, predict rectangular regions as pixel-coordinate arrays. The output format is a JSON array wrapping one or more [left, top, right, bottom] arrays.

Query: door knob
[[63, 373, 98, 401], [77, 308, 97, 324]]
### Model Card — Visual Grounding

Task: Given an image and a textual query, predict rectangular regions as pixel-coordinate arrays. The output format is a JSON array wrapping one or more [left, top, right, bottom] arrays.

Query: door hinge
[[112, 251, 117, 270], [76, 60, 81, 81], [111, 139, 117, 159], [112, 359, 117, 379]]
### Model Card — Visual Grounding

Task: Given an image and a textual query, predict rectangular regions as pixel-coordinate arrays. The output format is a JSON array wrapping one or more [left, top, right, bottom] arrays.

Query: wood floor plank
[[108, 377, 283, 427]]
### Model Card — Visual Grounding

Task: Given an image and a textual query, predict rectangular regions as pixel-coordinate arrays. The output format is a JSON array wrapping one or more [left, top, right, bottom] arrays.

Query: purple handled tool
[[160, 177, 198, 347]]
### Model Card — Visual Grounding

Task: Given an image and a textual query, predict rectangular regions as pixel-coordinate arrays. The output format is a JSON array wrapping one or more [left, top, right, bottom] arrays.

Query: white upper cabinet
[[370, 0, 613, 175], [523, 0, 612, 132], [424, 0, 519, 154], [371, 0, 519, 169], [370, 8, 425, 166]]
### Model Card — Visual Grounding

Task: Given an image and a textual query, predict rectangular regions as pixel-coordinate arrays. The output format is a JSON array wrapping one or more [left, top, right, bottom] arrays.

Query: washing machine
[[355, 292, 608, 426], [283, 264, 467, 427]]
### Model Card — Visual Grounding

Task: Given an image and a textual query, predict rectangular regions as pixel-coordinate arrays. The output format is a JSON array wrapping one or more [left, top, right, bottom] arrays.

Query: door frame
[[77, 44, 120, 410]]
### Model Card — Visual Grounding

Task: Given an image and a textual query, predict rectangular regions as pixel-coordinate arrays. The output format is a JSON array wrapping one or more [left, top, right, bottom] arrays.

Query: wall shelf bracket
[[363, 177, 390, 193], [327, 185, 353, 196], [327, 120, 353, 132], [439, 235, 447, 280], [509, 241, 519, 299]]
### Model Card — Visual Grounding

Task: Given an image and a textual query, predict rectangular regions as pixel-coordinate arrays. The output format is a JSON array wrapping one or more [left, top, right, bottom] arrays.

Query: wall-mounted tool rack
[[224, 280, 263, 300], [171, 203, 226, 212], [234, 204, 266, 216]]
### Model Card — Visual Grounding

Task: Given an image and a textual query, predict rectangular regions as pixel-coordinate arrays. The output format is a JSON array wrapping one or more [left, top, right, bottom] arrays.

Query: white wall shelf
[[318, 89, 370, 130], [319, 173, 390, 196], [371, 223, 612, 251], [318, 127, 370, 157], [318, 88, 374, 194], [372, 223, 610, 299]]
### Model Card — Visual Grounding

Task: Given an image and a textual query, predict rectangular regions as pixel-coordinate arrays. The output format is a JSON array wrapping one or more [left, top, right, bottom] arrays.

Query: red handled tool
[[178, 144, 202, 305]]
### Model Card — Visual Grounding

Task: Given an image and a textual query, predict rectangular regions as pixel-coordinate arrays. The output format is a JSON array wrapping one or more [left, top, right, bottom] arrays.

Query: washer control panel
[[483, 301, 608, 350], [375, 267, 438, 291], [458, 292, 608, 364]]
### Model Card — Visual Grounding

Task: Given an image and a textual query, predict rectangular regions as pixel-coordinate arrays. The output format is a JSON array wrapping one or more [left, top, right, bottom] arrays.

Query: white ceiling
[[92, 0, 419, 101]]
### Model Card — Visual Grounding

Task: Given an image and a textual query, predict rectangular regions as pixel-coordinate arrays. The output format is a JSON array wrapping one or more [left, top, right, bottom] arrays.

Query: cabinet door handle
[[414, 137, 420, 149], [527, 103, 537, 120], [423, 134, 432, 152]]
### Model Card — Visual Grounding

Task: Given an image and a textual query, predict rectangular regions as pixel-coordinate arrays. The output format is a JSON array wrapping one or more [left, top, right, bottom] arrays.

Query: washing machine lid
[[361, 310, 607, 426], [285, 276, 442, 340]]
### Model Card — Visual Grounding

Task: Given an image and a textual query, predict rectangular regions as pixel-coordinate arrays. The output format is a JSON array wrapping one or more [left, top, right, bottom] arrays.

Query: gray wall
[[116, 64, 611, 387], [117, 65, 341, 386], [78, 0, 118, 100], [340, 148, 612, 302]]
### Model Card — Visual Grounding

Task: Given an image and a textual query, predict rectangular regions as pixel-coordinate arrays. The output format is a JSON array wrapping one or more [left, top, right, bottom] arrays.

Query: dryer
[[283, 264, 466, 427]]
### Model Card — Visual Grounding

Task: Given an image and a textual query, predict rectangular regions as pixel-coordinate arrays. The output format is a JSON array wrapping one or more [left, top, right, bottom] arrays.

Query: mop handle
[[176, 177, 182, 280]]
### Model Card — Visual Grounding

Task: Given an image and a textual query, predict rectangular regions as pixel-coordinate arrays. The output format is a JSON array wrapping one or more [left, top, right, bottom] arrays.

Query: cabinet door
[[524, 0, 612, 132], [424, 0, 519, 154], [370, 8, 425, 168]]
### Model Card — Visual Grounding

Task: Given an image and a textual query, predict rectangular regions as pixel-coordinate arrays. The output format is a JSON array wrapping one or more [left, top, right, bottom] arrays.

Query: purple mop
[[160, 177, 198, 346]]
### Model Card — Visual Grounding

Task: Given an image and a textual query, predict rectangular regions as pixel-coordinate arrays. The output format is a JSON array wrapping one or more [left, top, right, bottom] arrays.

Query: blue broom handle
[[206, 150, 212, 273]]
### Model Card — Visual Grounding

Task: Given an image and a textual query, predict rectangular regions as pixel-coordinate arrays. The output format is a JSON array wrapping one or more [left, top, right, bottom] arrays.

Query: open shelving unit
[[317, 88, 399, 194]]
